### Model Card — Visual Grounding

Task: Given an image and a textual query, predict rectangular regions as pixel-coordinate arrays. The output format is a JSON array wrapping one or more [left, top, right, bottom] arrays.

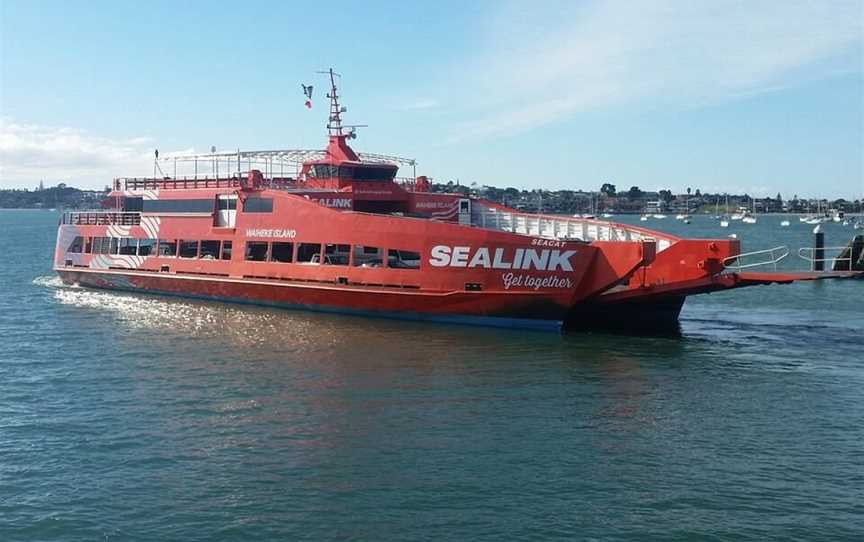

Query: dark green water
[[1, 210, 862, 540]]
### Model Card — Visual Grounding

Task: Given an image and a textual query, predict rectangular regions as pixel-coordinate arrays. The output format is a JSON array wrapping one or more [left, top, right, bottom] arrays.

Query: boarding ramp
[[719, 237, 864, 283], [799, 236, 864, 272]]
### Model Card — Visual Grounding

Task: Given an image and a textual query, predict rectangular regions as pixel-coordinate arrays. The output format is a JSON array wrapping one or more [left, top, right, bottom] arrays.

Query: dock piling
[[813, 226, 824, 271]]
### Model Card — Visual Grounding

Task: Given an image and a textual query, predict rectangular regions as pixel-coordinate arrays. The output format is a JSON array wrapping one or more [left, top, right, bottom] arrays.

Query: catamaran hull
[[565, 296, 686, 334]]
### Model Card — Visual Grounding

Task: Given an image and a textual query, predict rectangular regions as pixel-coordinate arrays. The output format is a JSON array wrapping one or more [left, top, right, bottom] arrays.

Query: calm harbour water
[[1, 210, 862, 541]]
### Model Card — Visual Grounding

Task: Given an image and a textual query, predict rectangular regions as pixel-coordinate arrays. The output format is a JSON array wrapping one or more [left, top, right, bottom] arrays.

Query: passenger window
[[125, 197, 144, 212], [68, 236, 84, 253], [110, 238, 120, 255], [84, 237, 93, 254], [352, 245, 384, 267], [296, 243, 322, 264], [245, 242, 269, 261], [119, 238, 138, 255], [138, 239, 156, 256], [324, 244, 350, 265], [220, 241, 233, 260], [179, 240, 199, 258], [158, 239, 178, 257], [243, 197, 273, 213], [388, 249, 420, 269], [200, 240, 220, 259], [271, 242, 294, 263], [143, 199, 214, 213], [93, 237, 111, 255]]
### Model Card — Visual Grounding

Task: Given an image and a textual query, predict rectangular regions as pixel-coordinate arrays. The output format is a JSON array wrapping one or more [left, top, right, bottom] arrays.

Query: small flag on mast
[[302, 84, 313, 109]]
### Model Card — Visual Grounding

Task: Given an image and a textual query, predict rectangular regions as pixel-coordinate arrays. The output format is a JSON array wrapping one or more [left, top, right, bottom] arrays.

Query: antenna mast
[[320, 68, 343, 136], [316, 68, 366, 139]]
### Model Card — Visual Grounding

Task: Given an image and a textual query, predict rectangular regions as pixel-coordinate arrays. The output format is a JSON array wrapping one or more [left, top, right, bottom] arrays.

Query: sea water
[[1, 210, 862, 540]]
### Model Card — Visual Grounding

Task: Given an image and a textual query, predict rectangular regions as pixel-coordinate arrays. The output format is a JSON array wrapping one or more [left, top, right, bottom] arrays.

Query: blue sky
[[1, 0, 862, 198]]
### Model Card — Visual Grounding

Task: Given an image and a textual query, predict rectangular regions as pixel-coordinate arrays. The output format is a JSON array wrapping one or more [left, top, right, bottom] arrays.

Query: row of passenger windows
[[67, 236, 420, 269], [68, 236, 232, 259], [123, 197, 271, 213], [243, 242, 420, 269]]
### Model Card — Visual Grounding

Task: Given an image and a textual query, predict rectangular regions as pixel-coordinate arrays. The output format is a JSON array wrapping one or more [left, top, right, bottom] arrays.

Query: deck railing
[[472, 207, 675, 250], [116, 176, 296, 191], [62, 211, 141, 226], [797, 246, 857, 272], [722, 246, 789, 271]]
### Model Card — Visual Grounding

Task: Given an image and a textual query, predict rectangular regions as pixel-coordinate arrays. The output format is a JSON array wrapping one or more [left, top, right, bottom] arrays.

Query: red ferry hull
[[56, 268, 572, 331]]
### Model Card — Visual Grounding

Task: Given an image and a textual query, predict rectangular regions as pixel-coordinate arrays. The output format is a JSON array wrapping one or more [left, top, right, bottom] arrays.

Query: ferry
[[52, 71, 860, 332]]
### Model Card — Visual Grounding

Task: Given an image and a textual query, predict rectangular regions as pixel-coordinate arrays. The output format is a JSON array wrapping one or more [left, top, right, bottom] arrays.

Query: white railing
[[116, 175, 296, 191], [797, 246, 856, 271], [472, 208, 675, 250], [722, 246, 789, 271], [62, 211, 141, 226]]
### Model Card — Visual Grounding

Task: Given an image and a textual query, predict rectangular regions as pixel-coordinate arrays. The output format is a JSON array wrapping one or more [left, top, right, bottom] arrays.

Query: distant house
[[645, 200, 666, 213]]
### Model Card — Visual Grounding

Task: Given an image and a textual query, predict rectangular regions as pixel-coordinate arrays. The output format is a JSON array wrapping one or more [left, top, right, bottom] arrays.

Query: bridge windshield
[[309, 164, 397, 181]]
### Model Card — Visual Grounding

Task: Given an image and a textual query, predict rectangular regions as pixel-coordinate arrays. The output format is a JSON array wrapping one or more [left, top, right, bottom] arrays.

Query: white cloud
[[0, 118, 156, 188], [447, 0, 862, 140]]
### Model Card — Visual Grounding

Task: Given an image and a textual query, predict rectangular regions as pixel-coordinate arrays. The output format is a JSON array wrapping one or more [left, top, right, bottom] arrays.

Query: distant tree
[[627, 186, 643, 199], [776, 192, 783, 203], [686, 187, 691, 196], [453, 184, 470, 195], [600, 183, 616, 196], [659, 189, 674, 203], [695, 189, 701, 197]]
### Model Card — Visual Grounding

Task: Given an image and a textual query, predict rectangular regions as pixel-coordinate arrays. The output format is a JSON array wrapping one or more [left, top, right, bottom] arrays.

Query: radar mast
[[318, 68, 365, 139], [316, 68, 343, 136]]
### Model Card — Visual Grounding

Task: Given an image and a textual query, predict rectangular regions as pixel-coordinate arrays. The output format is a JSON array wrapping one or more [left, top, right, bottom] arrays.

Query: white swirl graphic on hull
[[107, 224, 132, 238], [90, 254, 145, 269], [139, 216, 161, 239], [122, 189, 160, 200], [430, 202, 460, 221]]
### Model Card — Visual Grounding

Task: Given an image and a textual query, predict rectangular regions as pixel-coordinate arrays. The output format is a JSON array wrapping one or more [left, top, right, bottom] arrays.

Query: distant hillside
[[2, 181, 860, 215], [0, 184, 108, 209]]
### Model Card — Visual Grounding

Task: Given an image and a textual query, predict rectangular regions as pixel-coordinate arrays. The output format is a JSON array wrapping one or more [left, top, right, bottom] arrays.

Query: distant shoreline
[[3, 207, 860, 218]]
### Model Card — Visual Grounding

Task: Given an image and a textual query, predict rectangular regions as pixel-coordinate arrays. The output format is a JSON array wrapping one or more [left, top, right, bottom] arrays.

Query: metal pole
[[813, 225, 824, 271]]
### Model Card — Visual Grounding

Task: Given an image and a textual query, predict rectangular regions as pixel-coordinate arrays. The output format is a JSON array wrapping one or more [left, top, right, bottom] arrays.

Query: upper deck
[[101, 69, 677, 250], [67, 189, 678, 250]]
